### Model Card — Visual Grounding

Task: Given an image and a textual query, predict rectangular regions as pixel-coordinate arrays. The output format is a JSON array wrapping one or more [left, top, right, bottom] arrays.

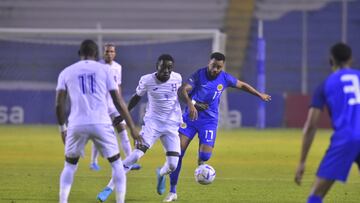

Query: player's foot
[[156, 168, 166, 195], [96, 186, 112, 202], [130, 163, 141, 170], [163, 192, 177, 202], [90, 163, 101, 171]]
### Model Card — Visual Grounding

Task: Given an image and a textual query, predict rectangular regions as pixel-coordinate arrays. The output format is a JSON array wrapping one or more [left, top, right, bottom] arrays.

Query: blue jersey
[[183, 67, 237, 121], [311, 68, 360, 145]]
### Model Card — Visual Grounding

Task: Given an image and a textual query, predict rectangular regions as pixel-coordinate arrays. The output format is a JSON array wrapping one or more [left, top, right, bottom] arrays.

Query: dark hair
[[104, 43, 116, 49], [158, 54, 174, 62], [79, 39, 98, 57], [210, 52, 225, 61], [331, 42, 352, 65]]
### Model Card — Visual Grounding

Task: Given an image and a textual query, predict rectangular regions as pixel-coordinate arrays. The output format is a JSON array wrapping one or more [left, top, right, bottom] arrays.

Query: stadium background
[[1, 1, 360, 203], [1, 0, 359, 128]]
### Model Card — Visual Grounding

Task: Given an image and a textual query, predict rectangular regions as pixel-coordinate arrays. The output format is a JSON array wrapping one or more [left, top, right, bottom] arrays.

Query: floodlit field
[[0, 126, 359, 203]]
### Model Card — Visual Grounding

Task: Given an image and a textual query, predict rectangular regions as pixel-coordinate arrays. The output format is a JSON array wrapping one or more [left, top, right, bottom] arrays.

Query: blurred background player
[[96, 54, 182, 202], [55, 39, 141, 203], [294, 43, 360, 203], [90, 43, 141, 171], [165, 52, 271, 202]]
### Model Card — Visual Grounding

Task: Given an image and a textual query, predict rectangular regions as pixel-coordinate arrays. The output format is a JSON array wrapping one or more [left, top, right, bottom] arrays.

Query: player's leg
[[59, 157, 79, 203], [97, 122, 156, 201], [89, 142, 100, 171], [197, 122, 217, 165], [114, 119, 141, 170], [113, 118, 132, 157], [157, 127, 181, 196], [168, 120, 196, 200], [198, 144, 213, 165], [59, 127, 88, 203], [97, 143, 148, 200], [93, 124, 126, 203], [307, 177, 334, 203], [308, 141, 360, 203]]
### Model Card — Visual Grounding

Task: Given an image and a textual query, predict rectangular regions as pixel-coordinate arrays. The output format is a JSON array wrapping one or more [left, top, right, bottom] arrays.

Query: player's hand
[[188, 102, 198, 120], [260, 93, 271, 102], [61, 131, 67, 145], [294, 162, 305, 185], [194, 102, 209, 111], [129, 128, 143, 146]]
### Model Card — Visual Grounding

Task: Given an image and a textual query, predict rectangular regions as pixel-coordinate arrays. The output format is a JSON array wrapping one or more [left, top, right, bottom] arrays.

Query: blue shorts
[[178, 115, 218, 147], [317, 140, 360, 182]]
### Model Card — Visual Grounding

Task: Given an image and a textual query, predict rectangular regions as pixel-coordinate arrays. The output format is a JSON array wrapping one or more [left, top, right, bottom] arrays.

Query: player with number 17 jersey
[[180, 67, 237, 147]]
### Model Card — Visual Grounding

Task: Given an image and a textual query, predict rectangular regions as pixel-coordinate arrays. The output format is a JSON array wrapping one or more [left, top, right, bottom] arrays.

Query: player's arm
[[55, 90, 67, 144], [235, 80, 271, 101], [116, 93, 142, 122], [127, 94, 142, 111], [110, 89, 141, 143], [178, 82, 198, 120], [295, 107, 321, 185]]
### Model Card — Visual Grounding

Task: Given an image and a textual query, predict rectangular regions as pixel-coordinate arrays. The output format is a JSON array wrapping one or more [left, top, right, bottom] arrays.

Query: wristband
[[58, 124, 67, 132], [191, 100, 196, 105]]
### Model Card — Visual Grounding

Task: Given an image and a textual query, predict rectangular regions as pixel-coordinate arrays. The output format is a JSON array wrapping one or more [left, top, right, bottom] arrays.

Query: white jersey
[[99, 59, 123, 116], [136, 72, 182, 124], [56, 60, 118, 127]]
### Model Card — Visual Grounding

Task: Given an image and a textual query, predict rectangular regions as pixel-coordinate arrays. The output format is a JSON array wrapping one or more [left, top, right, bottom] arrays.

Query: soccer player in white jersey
[[55, 39, 141, 203], [90, 43, 141, 171], [96, 54, 182, 202]]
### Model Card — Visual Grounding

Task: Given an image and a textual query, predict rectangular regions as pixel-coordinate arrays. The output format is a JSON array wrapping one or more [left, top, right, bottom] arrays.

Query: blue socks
[[199, 151, 212, 162], [169, 150, 185, 193], [307, 195, 322, 203]]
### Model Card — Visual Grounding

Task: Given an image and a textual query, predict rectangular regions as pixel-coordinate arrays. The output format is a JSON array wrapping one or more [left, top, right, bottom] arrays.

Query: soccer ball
[[194, 164, 216, 185]]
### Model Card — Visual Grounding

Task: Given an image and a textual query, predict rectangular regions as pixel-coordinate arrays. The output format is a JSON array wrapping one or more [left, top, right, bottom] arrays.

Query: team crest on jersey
[[180, 123, 187, 129], [217, 84, 224, 91]]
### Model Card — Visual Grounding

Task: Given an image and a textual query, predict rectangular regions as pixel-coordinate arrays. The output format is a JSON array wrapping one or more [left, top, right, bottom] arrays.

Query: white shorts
[[65, 124, 119, 158], [140, 119, 180, 154]]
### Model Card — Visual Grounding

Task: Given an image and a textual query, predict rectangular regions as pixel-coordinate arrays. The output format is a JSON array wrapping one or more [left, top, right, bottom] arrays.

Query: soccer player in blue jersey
[[163, 52, 271, 202], [295, 43, 360, 203]]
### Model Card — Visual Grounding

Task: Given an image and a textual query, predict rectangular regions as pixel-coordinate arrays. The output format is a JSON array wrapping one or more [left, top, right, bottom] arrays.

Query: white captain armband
[[58, 124, 67, 132]]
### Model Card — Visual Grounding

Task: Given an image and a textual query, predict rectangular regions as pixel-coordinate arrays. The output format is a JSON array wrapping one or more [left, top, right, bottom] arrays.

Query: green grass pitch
[[0, 125, 359, 203]]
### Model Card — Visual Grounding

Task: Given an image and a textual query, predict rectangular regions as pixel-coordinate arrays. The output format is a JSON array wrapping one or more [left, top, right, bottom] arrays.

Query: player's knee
[[166, 151, 180, 171], [65, 156, 80, 165], [107, 153, 120, 163], [199, 151, 212, 162]]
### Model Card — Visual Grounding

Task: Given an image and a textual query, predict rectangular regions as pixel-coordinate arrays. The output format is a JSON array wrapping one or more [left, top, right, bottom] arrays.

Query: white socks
[[122, 149, 144, 169], [118, 130, 132, 157], [111, 159, 126, 203], [90, 142, 99, 164], [106, 149, 144, 190], [159, 156, 179, 176], [59, 162, 78, 203]]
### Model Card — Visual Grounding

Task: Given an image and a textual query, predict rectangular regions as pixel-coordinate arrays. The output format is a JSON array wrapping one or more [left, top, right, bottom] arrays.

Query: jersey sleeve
[[56, 71, 66, 91], [136, 76, 147, 96], [106, 66, 118, 91], [310, 82, 326, 110], [225, 72, 238, 88], [187, 69, 200, 88]]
